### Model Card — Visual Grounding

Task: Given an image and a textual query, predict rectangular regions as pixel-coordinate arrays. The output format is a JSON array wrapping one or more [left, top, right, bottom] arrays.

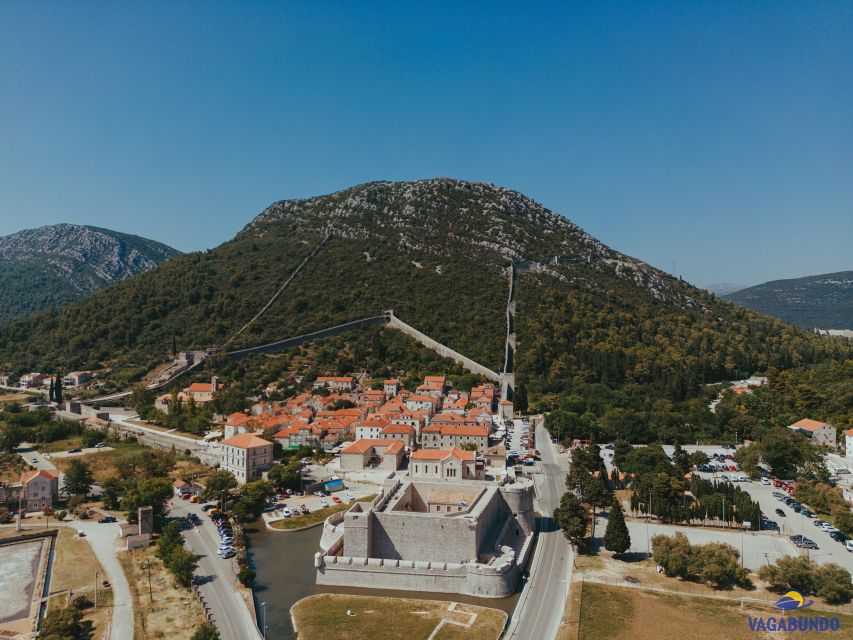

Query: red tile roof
[[221, 434, 271, 449], [791, 418, 833, 431], [410, 447, 474, 462], [341, 439, 404, 455]]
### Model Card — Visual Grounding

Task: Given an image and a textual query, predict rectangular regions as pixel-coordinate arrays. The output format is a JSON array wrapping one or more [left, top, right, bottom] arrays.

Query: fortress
[[315, 475, 535, 597]]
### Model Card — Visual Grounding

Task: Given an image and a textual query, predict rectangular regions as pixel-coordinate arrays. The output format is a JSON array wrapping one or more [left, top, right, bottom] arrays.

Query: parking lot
[[260, 479, 377, 525]]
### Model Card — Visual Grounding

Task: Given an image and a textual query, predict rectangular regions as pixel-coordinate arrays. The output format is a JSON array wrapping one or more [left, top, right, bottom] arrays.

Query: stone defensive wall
[[384, 312, 501, 382]]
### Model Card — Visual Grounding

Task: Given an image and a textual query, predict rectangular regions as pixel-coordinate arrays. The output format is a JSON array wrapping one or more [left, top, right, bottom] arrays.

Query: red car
[[332, 496, 342, 504]]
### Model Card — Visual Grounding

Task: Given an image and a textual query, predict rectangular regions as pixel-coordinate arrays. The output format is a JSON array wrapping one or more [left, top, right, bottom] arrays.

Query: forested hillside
[[0, 179, 849, 445]]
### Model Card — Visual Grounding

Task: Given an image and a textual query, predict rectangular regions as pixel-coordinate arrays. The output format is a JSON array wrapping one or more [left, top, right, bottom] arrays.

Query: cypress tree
[[48, 377, 55, 403], [54, 375, 63, 404], [604, 498, 631, 555]]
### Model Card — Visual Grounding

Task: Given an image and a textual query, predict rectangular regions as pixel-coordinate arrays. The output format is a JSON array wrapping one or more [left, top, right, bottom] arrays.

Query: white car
[[761, 477, 770, 485], [345, 493, 354, 501], [319, 499, 330, 508], [281, 508, 291, 517]]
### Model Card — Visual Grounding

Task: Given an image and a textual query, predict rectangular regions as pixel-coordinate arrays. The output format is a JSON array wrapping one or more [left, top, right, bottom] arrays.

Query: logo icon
[[774, 590, 814, 611]]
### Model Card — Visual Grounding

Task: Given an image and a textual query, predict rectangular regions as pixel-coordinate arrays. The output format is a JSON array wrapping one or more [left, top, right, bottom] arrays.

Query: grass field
[[269, 495, 376, 531], [119, 545, 207, 639], [575, 582, 853, 640], [291, 594, 506, 640], [51, 440, 151, 483]]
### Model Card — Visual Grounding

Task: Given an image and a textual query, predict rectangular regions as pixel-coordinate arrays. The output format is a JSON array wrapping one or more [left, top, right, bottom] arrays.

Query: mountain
[[725, 271, 853, 329], [0, 224, 180, 323], [0, 180, 848, 435], [704, 283, 745, 296]]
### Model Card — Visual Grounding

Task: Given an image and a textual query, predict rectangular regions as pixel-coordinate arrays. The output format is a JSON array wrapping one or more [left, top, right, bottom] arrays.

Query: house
[[405, 394, 439, 417], [788, 418, 836, 448], [378, 424, 415, 449], [383, 379, 401, 398], [484, 445, 507, 471], [63, 371, 93, 387], [19, 373, 45, 389], [21, 469, 58, 512], [416, 382, 445, 398], [498, 400, 513, 420], [0, 373, 13, 387], [845, 429, 853, 458], [409, 448, 481, 481], [185, 376, 223, 403], [172, 479, 195, 496], [357, 390, 387, 410], [154, 391, 188, 414], [421, 424, 489, 452], [219, 433, 274, 484], [354, 418, 391, 441], [424, 375, 447, 391], [313, 376, 355, 391], [339, 439, 404, 471], [273, 423, 325, 449]]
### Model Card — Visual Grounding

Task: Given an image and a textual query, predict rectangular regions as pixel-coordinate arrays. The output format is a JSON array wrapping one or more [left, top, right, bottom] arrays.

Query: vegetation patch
[[269, 495, 376, 531]]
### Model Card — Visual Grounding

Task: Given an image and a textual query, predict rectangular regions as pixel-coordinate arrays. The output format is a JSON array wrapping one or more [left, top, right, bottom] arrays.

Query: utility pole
[[95, 570, 99, 607], [646, 487, 652, 559], [147, 559, 153, 602]]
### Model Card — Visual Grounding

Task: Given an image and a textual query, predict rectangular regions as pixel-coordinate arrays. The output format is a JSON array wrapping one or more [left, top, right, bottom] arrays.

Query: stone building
[[220, 433, 274, 483], [339, 439, 404, 471], [410, 448, 482, 481], [788, 418, 836, 448], [421, 424, 489, 452], [316, 475, 535, 597]]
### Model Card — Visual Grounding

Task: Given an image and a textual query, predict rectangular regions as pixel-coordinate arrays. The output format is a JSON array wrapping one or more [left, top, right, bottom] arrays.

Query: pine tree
[[604, 498, 631, 556], [48, 377, 55, 403], [54, 375, 63, 404]]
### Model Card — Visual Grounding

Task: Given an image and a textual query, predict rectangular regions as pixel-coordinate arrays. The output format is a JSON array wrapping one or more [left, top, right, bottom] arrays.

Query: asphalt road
[[169, 500, 263, 640], [68, 519, 133, 640], [506, 418, 572, 640]]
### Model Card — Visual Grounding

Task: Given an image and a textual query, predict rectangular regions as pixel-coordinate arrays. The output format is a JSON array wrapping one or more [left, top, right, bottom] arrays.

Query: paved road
[[169, 501, 262, 640], [506, 418, 572, 640], [68, 519, 133, 640]]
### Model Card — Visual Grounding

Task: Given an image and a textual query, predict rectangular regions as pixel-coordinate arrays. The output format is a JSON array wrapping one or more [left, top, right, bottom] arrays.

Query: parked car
[[761, 477, 771, 485], [830, 531, 848, 543], [68, 448, 82, 453], [801, 539, 819, 550], [220, 550, 236, 559], [319, 499, 330, 508], [97, 516, 116, 523], [281, 508, 291, 517], [332, 496, 342, 504], [846, 540, 853, 553], [775, 508, 786, 517]]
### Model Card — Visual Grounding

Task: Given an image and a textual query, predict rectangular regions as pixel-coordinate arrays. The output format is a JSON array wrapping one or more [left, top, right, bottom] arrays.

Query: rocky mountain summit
[[0, 224, 180, 322]]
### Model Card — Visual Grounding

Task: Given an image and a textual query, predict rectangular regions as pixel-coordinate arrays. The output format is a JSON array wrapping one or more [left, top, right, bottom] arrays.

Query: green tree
[[267, 460, 302, 492], [48, 377, 55, 403], [38, 604, 92, 639], [692, 542, 748, 588], [156, 521, 184, 561], [759, 429, 804, 477], [233, 480, 275, 522], [204, 470, 238, 500], [652, 532, 692, 578], [554, 492, 589, 544], [815, 564, 853, 604], [460, 442, 479, 452], [100, 477, 124, 510], [733, 444, 763, 478], [238, 566, 256, 587], [54, 376, 63, 404], [603, 498, 631, 555], [122, 478, 173, 529], [64, 460, 94, 497], [165, 546, 198, 588], [191, 624, 220, 640], [757, 555, 816, 594]]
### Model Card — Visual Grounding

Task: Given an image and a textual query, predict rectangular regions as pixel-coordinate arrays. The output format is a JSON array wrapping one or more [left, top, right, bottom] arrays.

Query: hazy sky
[[1, 2, 851, 287]]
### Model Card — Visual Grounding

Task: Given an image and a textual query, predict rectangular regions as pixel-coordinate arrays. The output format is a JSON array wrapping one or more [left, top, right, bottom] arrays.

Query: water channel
[[248, 523, 522, 639]]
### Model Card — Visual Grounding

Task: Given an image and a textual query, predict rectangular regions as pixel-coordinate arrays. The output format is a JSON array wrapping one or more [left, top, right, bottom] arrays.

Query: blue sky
[[1, 1, 850, 287]]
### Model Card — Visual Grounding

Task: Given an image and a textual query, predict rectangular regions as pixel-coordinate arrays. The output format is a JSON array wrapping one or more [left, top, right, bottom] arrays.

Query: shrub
[[70, 594, 93, 610], [238, 567, 256, 587]]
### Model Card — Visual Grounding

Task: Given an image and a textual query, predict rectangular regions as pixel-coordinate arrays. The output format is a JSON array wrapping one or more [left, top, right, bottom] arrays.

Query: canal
[[248, 523, 522, 639]]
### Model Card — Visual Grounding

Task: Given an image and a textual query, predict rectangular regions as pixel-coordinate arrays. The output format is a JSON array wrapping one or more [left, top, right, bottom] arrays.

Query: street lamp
[[261, 601, 267, 640]]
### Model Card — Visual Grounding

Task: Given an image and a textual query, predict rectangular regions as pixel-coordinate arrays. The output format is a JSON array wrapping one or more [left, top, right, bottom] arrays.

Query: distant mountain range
[[0, 224, 180, 322], [704, 283, 746, 296], [725, 270, 853, 329]]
